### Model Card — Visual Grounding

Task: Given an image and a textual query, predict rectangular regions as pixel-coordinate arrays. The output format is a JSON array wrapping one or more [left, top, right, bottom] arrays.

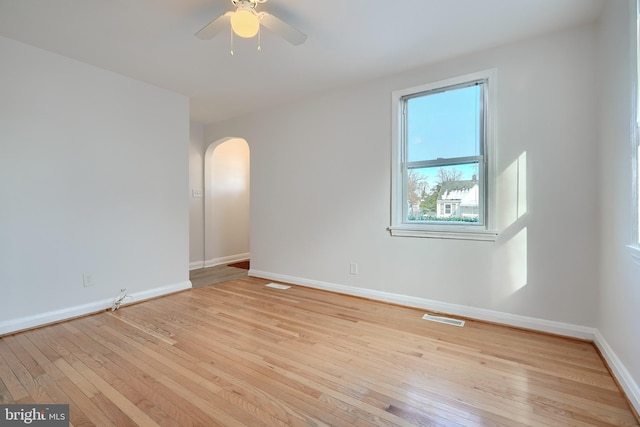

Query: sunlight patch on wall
[[493, 226, 528, 303], [517, 152, 527, 219], [506, 226, 528, 294], [498, 152, 528, 230]]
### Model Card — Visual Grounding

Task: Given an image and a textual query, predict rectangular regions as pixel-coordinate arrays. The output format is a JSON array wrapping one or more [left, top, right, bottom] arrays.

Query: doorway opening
[[191, 137, 250, 288]]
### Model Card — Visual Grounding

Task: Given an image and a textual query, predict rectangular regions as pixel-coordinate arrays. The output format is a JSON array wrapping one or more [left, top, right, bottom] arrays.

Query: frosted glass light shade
[[231, 9, 259, 38]]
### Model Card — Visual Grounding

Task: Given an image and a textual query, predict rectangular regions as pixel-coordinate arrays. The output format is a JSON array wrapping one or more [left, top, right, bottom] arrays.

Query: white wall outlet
[[82, 273, 95, 287], [192, 188, 203, 198], [350, 262, 359, 275]]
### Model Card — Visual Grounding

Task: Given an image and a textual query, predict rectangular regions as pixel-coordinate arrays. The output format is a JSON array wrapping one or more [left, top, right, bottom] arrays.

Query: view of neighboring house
[[436, 179, 479, 220]]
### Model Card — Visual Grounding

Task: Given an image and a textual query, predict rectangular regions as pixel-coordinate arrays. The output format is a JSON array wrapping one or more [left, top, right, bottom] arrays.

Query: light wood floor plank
[[107, 307, 331, 426], [86, 318, 265, 427], [70, 320, 221, 427], [0, 336, 51, 404], [0, 342, 29, 402], [0, 277, 637, 426], [189, 280, 616, 424]]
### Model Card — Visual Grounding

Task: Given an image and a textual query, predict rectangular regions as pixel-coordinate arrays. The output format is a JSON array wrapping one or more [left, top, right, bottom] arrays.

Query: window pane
[[407, 84, 481, 163], [406, 163, 480, 222]]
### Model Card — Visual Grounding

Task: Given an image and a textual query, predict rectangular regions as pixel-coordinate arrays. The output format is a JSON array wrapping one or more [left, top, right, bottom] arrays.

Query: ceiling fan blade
[[195, 11, 233, 40], [258, 12, 307, 46]]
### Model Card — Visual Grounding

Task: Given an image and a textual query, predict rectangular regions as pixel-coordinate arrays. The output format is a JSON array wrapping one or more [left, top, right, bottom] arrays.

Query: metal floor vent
[[422, 313, 465, 327], [265, 283, 291, 290]]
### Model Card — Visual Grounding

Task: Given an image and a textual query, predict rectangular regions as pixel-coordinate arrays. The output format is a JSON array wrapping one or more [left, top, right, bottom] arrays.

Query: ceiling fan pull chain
[[257, 25, 261, 52], [230, 24, 234, 56]]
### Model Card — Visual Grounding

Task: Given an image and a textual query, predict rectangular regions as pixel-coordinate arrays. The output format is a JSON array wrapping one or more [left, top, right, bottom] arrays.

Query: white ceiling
[[0, 0, 605, 124]]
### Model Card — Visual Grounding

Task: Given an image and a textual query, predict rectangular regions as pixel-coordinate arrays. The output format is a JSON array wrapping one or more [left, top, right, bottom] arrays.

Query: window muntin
[[390, 70, 496, 240]]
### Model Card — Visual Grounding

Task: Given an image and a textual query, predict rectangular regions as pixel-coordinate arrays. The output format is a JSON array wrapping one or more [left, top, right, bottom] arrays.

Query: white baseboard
[[249, 269, 596, 340], [128, 281, 192, 304], [191, 252, 250, 270], [249, 269, 640, 416], [189, 260, 205, 270], [203, 253, 250, 269], [594, 330, 640, 416], [0, 280, 192, 336]]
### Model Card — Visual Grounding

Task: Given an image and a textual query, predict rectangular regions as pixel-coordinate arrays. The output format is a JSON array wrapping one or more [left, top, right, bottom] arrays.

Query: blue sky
[[406, 84, 481, 190]]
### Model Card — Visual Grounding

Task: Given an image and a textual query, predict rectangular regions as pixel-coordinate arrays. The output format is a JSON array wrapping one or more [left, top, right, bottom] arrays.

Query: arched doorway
[[203, 137, 250, 269]]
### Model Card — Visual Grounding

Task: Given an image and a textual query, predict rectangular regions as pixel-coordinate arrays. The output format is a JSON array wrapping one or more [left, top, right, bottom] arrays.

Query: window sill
[[626, 244, 640, 264], [388, 225, 498, 241]]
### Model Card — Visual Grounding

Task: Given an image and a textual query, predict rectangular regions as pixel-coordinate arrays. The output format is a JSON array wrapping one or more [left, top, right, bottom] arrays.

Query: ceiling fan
[[195, 0, 307, 47]]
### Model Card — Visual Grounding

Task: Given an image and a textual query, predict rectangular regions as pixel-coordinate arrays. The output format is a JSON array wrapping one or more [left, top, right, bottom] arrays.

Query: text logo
[[0, 405, 69, 426]]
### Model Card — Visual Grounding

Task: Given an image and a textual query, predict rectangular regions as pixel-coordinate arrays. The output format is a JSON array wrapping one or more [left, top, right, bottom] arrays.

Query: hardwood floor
[[189, 263, 248, 288], [1, 277, 638, 426]]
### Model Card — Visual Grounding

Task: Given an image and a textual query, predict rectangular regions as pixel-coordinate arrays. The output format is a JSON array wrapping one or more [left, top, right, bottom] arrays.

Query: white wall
[[596, 0, 640, 411], [0, 36, 190, 334], [203, 138, 250, 267], [205, 23, 600, 330], [189, 122, 205, 268]]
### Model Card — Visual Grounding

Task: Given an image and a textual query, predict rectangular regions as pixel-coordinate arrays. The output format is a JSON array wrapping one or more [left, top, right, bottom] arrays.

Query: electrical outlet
[[350, 263, 359, 275], [83, 273, 95, 287]]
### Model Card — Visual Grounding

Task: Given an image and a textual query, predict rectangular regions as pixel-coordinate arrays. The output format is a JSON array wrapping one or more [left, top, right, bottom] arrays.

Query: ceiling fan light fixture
[[231, 8, 260, 38], [195, 0, 306, 47]]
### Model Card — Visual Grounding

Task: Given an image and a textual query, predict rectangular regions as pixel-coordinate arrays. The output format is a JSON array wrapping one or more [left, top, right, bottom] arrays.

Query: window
[[629, 0, 640, 261], [390, 70, 497, 240], [633, 2, 640, 248]]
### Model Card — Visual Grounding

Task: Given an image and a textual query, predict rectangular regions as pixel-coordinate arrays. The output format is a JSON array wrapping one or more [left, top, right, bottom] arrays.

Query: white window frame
[[629, 0, 640, 261], [390, 69, 498, 241]]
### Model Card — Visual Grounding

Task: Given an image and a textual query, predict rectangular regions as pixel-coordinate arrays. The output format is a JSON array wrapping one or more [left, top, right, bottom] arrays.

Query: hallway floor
[[189, 262, 249, 288]]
